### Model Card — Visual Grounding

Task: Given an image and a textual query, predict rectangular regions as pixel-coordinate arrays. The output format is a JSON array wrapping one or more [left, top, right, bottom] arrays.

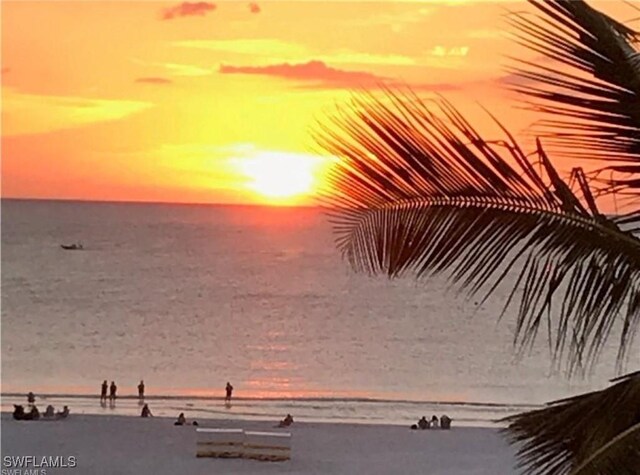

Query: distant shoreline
[[0, 391, 540, 409], [1, 392, 539, 429], [3, 197, 631, 218], [0, 196, 322, 209]]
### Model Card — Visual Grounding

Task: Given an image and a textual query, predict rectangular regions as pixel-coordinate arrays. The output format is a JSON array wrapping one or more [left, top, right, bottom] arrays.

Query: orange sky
[[1, 1, 633, 207]]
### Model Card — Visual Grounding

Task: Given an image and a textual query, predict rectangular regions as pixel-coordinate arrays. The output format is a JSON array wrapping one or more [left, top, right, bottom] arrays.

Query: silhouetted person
[[13, 405, 25, 420], [277, 414, 293, 427], [138, 380, 145, 400], [430, 415, 439, 428], [109, 381, 117, 402], [225, 382, 233, 402], [27, 392, 35, 404], [440, 415, 452, 429], [44, 405, 55, 418], [174, 412, 186, 426], [141, 404, 152, 417], [57, 406, 70, 419], [418, 416, 429, 430], [100, 380, 108, 403], [13, 405, 41, 421]]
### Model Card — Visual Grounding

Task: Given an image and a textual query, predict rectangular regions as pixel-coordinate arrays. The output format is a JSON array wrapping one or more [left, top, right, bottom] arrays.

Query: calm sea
[[2, 199, 637, 426]]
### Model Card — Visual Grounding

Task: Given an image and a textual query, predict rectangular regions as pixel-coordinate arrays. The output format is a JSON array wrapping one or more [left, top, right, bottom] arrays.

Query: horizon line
[[0, 196, 323, 210]]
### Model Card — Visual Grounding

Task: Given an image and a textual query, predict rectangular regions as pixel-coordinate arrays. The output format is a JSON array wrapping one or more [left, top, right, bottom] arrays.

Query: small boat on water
[[60, 243, 84, 250]]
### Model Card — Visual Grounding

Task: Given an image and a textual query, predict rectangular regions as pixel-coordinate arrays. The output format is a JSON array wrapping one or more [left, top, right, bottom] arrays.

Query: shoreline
[[1, 413, 519, 474], [0, 391, 541, 408], [1, 392, 533, 429], [1, 410, 503, 430]]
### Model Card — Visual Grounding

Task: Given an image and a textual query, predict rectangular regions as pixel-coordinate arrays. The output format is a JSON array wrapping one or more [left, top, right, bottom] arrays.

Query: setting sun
[[234, 151, 327, 203]]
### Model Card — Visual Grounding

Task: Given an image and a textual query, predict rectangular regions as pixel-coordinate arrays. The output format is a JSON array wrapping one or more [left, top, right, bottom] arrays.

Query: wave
[[1, 392, 540, 411]]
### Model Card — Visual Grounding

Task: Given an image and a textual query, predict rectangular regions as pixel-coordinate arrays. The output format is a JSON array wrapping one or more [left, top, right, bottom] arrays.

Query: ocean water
[[2, 199, 637, 426]]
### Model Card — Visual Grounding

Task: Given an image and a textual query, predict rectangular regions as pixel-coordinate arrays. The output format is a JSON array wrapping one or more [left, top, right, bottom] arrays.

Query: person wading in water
[[225, 382, 233, 403]]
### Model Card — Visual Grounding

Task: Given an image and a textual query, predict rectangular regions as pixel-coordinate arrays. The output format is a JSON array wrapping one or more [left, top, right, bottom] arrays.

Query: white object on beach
[[196, 428, 244, 458], [243, 431, 291, 462]]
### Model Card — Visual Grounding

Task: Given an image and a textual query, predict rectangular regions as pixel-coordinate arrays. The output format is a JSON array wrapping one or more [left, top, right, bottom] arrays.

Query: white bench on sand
[[243, 431, 292, 462], [196, 428, 244, 458]]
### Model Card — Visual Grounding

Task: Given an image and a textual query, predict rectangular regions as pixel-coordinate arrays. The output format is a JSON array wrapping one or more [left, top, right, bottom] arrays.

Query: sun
[[235, 151, 326, 203]]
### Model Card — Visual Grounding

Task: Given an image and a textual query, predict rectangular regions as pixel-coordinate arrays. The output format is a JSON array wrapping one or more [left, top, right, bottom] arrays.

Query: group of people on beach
[[13, 392, 70, 421], [100, 380, 145, 405], [17, 382, 297, 431], [100, 380, 232, 403], [173, 412, 199, 426], [141, 407, 200, 426], [100, 380, 118, 404], [13, 404, 69, 421], [17, 387, 451, 432], [136, 382, 233, 423], [411, 415, 452, 430]]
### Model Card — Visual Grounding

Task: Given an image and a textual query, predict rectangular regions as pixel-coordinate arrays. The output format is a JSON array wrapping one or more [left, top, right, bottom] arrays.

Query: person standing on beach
[[27, 392, 36, 405], [138, 380, 145, 400], [225, 382, 233, 402], [109, 381, 117, 402], [100, 380, 108, 403]]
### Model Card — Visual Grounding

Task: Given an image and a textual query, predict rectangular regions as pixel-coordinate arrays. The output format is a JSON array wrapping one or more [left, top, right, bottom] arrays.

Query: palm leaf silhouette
[[313, 1, 640, 473], [315, 90, 640, 375], [507, 0, 640, 194], [502, 371, 640, 475], [499, 3, 640, 473]]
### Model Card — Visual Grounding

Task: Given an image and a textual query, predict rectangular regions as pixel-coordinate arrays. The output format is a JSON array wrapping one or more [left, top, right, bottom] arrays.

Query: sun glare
[[235, 151, 327, 204]]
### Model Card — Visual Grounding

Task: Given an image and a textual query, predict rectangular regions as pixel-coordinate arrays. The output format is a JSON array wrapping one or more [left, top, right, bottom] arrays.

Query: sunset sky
[[1, 1, 631, 206]]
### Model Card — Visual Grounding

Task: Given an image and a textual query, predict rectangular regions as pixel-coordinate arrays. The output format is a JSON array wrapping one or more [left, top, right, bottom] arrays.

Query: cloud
[[174, 39, 416, 68], [2, 88, 151, 136], [319, 52, 415, 66], [249, 3, 260, 14], [135, 77, 173, 85], [130, 58, 212, 77], [354, 7, 433, 32], [163, 63, 212, 77], [174, 39, 306, 57], [219, 60, 385, 88], [218, 60, 462, 92], [162, 2, 216, 20], [430, 46, 470, 57]]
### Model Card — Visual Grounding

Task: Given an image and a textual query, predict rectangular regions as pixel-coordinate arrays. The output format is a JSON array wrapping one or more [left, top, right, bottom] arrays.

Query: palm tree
[[313, 0, 639, 473], [504, 370, 640, 474]]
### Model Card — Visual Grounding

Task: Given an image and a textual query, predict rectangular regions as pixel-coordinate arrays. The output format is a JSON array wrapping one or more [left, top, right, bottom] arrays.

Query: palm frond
[[502, 372, 640, 475], [507, 0, 640, 192], [314, 90, 640, 375]]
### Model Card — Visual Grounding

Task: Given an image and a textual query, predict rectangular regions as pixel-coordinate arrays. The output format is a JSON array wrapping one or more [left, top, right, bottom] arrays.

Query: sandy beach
[[1, 413, 518, 474]]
